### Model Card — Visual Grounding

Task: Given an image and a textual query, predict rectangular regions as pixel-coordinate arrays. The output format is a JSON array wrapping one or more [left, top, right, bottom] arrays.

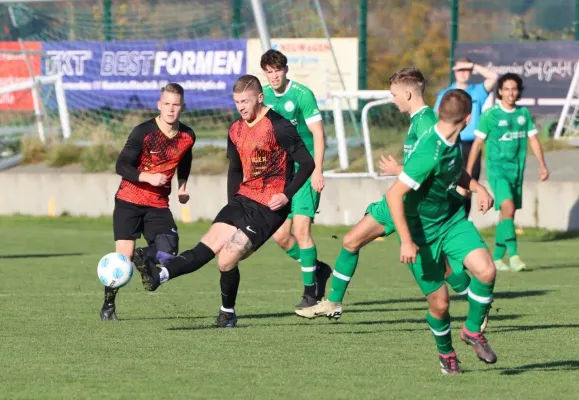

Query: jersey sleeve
[[226, 132, 243, 202], [399, 138, 437, 191], [474, 110, 491, 140], [115, 124, 148, 182], [300, 88, 323, 126], [525, 109, 538, 137]]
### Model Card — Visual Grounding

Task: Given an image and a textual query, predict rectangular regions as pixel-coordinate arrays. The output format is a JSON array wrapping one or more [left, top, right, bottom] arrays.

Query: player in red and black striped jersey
[[135, 75, 315, 327], [100, 83, 196, 321]]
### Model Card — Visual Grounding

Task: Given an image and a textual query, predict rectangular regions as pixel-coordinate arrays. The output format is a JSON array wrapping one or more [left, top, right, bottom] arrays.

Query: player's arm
[[526, 112, 549, 181], [466, 113, 490, 175], [385, 143, 436, 263], [115, 126, 166, 186], [275, 118, 315, 199], [457, 169, 494, 213], [176, 146, 193, 204], [302, 89, 326, 192], [226, 135, 243, 202], [453, 61, 498, 92]]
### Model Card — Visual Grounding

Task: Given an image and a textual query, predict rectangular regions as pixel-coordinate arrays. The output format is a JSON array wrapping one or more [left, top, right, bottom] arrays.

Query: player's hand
[[148, 173, 169, 187], [311, 169, 325, 193], [178, 190, 190, 204], [400, 241, 419, 264], [539, 166, 549, 181], [476, 186, 494, 214], [452, 61, 474, 71], [268, 193, 289, 211], [379, 155, 400, 176]]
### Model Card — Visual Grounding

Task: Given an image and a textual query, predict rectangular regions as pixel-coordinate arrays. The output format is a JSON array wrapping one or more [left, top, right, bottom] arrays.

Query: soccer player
[[466, 73, 549, 272], [135, 74, 315, 328], [100, 83, 195, 321], [296, 68, 472, 320], [260, 49, 331, 309], [434, 58, 499, 217], [387, 89, 497, 374]]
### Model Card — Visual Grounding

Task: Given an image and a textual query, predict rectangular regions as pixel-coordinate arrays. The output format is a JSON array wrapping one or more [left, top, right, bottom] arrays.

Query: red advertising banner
[[0, 41, 42, 111]]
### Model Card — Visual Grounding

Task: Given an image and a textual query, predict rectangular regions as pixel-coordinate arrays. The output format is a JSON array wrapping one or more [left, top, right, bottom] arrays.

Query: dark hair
[[438, 89, 472, 124], [388, 67, 426, 94], [496, 73, 524, 100], [161, 83, 184, 98], [233, 74, 263, 94], [260, 49, 288, 70]]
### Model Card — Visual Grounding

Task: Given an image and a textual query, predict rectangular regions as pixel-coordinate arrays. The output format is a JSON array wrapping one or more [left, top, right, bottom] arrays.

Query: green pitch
[[1, 216, 579, 399]]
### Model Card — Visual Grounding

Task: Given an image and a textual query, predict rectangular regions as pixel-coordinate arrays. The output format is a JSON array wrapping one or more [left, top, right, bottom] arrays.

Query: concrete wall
[[1, 172, 578, 231]]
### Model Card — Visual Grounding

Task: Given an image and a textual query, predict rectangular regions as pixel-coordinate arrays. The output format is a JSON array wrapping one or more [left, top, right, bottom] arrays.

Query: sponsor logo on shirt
[[498, 131, 526, 141]]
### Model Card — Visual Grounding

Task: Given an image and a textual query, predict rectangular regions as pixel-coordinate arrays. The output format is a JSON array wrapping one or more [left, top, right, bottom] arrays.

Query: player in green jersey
[[466, 73, 549, 272], [260, 49, 332, 309], [386, 89, 498, 374], [296, 68, 472, 321]]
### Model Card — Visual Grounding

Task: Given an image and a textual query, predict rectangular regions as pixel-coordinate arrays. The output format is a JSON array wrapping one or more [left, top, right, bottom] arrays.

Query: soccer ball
[[97, 252, 134, 289]]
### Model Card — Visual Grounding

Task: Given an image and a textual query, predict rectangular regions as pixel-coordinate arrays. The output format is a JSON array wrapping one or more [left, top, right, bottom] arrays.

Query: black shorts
[[113, 198, 177, 244], [212, 195, 290, 251]]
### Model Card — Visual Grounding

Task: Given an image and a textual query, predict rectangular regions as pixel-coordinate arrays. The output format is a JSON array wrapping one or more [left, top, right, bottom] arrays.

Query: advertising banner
[[246, 38, 359, 110], [0, 41, 41, 111], [42, 40, 247, 110], [456, 42, 579, 114]]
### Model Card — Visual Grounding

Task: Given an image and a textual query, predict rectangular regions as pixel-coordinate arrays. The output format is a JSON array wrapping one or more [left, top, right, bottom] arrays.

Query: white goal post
[[328, 90, 392, 178], [554, 58, 579, 140], [0, 73, 71, 143]]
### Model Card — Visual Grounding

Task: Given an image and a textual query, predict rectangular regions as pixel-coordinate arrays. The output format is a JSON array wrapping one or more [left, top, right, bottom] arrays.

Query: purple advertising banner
[[456, 41, 579, 114], [42, 40, 247, 110]]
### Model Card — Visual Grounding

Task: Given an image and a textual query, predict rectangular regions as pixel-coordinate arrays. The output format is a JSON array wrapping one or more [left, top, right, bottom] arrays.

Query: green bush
[[20, 137, 47, 164], [45, 143, 84, 167], [80, 144, 119, 173]]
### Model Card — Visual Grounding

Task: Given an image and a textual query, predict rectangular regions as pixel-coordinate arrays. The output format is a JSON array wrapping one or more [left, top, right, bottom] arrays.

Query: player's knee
[[272, 229, 292, 248], [500, 201, 515, 218], [465, 249, 496, 283], [154, 232, 179, 256], [342, 231, 362, 252], [293, 217, 312, 245], [217, 255, 238, 272], [429, 296, 450, 318]]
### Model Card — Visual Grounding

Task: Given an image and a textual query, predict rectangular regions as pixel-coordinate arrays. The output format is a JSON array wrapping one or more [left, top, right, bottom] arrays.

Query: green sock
[[328, 247, 359, 303], [493, 221, 507, 260], [426, 312, 453, 354], [502, 218, 518, 257], [445, 270, 471, 296], [285, 241, 301, 262], [300, 246, 317, 286], [465, 277, 494, 333]]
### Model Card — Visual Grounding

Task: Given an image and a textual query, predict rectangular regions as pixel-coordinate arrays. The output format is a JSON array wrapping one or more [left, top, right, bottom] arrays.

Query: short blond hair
[[389, 67, 426, 95], [161, 83, 184, 98]]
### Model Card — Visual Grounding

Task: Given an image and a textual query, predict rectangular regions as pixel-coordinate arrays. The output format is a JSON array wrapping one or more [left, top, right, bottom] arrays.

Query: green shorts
[[365, 195, 396, 237], [489, 176, 522, 210], [288, 177, 321, 220], [409, 218, 488, 296]]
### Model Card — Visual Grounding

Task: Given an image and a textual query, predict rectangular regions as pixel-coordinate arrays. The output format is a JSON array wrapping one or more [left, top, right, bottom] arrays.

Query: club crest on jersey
[[517, 115, 526, 125], [284, 101, 295, 112]]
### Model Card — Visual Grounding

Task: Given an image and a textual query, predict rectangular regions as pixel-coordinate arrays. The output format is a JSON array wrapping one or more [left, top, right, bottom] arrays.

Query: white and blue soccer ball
[[97, 252, 134, 289]]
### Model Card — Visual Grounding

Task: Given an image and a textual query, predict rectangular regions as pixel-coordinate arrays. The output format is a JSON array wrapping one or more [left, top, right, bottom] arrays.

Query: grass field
[[1, 216, 579, 399]]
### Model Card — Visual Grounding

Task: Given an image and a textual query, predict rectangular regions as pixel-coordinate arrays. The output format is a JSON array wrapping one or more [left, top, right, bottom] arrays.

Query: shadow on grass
[[0, 252, 85, 259], [351, 290, 553, 307], [492, 323, 579, 333], [500, 360, 579, 375]]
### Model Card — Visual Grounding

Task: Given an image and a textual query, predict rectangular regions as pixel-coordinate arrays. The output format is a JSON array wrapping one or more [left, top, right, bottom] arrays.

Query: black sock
[[220, 266, 240, 310], [143, 245, 158, 263], [304, 284, 316, 298], [104, 286, 118, 307], [165, 242, 215, 279]]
